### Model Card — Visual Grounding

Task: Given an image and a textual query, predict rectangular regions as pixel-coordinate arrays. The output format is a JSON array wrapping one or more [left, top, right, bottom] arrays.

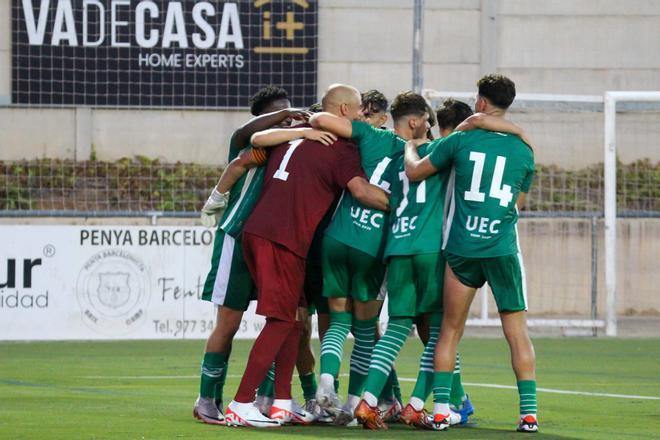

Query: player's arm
[[456, 113, 534, 148], [309, 112, 353, 138], [232, 108, 312, 149], [200, 148, 267, 227], [347, 177, 390, 212], [516, 166, 535, 209], [216, 148, 267, 192], [251, 127, 337, 148], [404, 138, 438, 182]]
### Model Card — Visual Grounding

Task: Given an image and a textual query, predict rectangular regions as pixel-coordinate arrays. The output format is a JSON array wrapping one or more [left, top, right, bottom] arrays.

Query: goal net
[[423, 90, 660, 336]]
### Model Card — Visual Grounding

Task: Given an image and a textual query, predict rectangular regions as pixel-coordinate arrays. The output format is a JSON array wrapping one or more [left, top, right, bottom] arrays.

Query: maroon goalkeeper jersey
[[243, 137, 365, 257]]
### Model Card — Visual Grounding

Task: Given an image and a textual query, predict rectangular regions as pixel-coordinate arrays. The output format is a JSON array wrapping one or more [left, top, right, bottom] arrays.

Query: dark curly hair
[[477, 74, 516, 110], [361, 89, 388, 114], [436, 98, 473, 130], [249, 85, 289, 116], [389, 91, 428, 122]]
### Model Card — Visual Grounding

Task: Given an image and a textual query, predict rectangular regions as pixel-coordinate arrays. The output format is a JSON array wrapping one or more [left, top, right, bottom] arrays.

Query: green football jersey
[[384, 143, 449, 258], [217, 142, 266, 238], [428, 128, 535, 258], [324, 121, 403, 258]]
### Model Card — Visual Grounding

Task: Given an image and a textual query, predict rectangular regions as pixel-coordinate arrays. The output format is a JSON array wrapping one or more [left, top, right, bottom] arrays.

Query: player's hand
[[303, 129, 337, 146], [200, 188, 229, 228], [286, 108, 313, 122]]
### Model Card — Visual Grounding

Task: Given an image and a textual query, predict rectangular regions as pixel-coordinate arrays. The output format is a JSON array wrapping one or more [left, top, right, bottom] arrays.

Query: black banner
[[12, 0, 318, 107]]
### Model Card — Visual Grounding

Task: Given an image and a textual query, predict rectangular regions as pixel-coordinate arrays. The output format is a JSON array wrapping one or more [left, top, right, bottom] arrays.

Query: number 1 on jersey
[[464, 151, 513, 207], [273, 139, 304, 181]]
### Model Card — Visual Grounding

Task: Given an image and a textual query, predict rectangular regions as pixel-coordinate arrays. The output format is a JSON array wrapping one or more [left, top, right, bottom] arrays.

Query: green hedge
[[1, 157, 658, 213]]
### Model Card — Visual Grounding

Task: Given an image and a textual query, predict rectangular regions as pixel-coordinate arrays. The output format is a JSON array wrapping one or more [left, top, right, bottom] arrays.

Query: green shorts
[[202, 229, 256, 311], [386, 253, 444, 318], [321, 235, 385, 303], [444, 252, 527, 313], [305, 263, 329, 315]]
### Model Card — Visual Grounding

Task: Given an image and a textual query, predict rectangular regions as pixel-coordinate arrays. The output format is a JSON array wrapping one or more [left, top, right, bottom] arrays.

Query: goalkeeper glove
[[201, 188, 229, 228]]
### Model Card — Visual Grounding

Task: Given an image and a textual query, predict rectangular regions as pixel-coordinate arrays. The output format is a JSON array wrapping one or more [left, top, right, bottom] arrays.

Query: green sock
[[379, 369, 395, 400], [200, 352, 227, 399], [449, 352, 466, 408], [299, 372, 318, 402], [432, 371, 453, 404], [257, 363, 275, 398], [348, 317, 377, 396], [517, 380, 537, 415], [334, 378, 339, 393], [214, 358, 229, 405], [391, 369, 403, 403], [320, 311, 352, 378], [411, 322, 440, 401], [364, 318, 412, 398]]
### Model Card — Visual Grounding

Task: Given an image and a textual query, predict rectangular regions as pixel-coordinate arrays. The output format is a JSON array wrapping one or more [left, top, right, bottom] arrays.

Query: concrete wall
[[2, 216, 657, 317], [1, 0, 660, 165], [469, 218, 660, 318]]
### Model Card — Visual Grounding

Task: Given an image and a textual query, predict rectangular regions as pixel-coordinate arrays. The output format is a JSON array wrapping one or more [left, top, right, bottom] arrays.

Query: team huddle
[[193, 74, 539, 433]]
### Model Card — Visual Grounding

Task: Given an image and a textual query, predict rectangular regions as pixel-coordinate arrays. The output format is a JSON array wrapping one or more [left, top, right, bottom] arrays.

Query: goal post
[[604, 91, 660, 336]]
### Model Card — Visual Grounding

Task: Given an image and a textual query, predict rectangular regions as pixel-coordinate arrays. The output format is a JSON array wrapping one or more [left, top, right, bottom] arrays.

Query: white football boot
[[225, 401, 280, 428], [269, 399, 316, 425]]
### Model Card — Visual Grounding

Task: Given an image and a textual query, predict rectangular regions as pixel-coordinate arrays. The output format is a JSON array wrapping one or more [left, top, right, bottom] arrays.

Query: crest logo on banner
[[77, 249, 151, 336]]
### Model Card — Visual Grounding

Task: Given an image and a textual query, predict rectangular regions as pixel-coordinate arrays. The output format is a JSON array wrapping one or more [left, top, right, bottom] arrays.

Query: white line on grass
[[395, 377, 660, 401], [82, 374, 660, 401]]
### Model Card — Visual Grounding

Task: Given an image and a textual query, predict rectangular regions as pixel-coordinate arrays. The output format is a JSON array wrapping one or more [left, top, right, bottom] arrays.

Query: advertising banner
[[0, 225, 274, 340], [12, 0, 318, 107]]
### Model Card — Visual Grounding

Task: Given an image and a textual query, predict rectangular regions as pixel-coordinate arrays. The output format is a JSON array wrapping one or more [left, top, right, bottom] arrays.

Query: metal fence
[[1, 158, 658, 219]]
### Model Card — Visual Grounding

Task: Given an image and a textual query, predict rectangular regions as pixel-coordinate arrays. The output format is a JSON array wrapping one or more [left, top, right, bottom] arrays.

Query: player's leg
[[356, 256, 415, 430], [401, 253, 449, 428], [430, 254, 472, 423], [333, 297, 380, 424], [317, 236, 352, 410], [296, 262, 323, 417], [271, 306, 315, 425], [195, 231, 252, 425], [226, 233, 305, 428], [486, 255, 538, 432], [374, 295, 404, 422], [296, 313, 317, 402], [431, 256, 480, 431], [338, 250, 387, 424], [401, 312, 441, 428], [415, 313, 430, 345]]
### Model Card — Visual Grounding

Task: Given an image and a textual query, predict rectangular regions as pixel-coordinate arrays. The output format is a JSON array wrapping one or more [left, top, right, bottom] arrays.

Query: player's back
[[244, 137, 364, 258], [433, 129, 534, 258], [324, 122, 402, 258], [385, 143, 449, 258]]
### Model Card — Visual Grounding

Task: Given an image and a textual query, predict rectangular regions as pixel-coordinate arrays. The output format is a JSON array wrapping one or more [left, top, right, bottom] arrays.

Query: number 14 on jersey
[[464, 152, 514, 207]]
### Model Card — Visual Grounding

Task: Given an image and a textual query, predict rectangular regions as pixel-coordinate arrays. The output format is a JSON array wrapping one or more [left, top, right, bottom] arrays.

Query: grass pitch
[[1, 337, 659, 439]]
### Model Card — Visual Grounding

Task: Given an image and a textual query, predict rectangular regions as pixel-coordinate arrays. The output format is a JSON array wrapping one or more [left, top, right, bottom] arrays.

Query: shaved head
[[321, 84, 362, 120]]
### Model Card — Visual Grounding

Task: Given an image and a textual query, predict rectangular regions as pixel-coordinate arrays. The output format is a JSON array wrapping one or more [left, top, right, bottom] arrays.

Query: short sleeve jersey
[[383, 143, 449, 258], [324, 121, 403, 258], [244, 137, 365, 258], [428, 129, 535, 258]]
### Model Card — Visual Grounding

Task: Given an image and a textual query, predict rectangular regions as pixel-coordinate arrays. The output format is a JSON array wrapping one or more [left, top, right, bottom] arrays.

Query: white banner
[[0, 225, 273, 340]]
